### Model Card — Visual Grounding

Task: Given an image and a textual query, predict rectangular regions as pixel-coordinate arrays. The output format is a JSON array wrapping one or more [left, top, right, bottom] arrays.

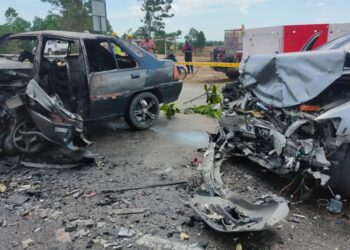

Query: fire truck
[[212, 23, 350, 79]]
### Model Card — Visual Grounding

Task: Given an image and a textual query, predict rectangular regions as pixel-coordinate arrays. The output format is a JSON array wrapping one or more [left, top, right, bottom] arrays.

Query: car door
[[86, 39, 146, 119]]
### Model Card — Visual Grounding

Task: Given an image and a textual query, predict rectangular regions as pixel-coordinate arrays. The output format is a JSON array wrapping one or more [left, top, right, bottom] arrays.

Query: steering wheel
[[18, 50, 34, 63]]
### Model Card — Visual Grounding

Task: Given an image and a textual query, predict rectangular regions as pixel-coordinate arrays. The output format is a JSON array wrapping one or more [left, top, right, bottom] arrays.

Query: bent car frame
[[208, 33, 350, 199], [188, 34, 350, 233], [0, 31, 182, 155]]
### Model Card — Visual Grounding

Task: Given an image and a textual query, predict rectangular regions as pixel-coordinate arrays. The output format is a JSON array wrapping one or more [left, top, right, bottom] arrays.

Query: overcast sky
[[0, 0, 349, 40]]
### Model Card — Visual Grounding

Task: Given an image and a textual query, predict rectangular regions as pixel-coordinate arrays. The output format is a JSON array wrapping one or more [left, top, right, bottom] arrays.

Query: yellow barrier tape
[[176, 61, 240, 68]]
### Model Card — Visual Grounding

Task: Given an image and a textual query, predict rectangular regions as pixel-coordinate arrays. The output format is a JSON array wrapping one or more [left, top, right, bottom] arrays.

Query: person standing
[[126, 34, 137, 45], [139, 35, 155, 54], [182, 41, 193, 74], [111, 31, 122, 56]]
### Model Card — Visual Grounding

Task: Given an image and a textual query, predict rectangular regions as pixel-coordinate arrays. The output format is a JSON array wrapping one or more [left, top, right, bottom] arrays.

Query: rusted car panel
[[89, 69, 147, 99]]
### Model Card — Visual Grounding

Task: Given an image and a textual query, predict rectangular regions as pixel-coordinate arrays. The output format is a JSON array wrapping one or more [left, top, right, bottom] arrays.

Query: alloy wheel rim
[[134, 97, 157, 124], [12, 121, 42, 153]]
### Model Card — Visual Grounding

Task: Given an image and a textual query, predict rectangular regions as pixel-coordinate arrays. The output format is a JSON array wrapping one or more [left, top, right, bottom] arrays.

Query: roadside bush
[[190, 84, 222, 118], [160, 103, 180, 119]]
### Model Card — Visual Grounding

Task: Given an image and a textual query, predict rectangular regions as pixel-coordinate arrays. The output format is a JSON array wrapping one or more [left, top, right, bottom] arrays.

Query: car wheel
[[329, 145, 350, 197], [3, 116, 46, 155], [12, 119, 46, 154], [125, 92, 159, 130]]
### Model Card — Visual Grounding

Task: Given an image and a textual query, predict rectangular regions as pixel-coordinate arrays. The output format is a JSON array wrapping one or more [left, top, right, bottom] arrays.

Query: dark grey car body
[[0, 31, 182, 155], [1, 31, 182, 120]]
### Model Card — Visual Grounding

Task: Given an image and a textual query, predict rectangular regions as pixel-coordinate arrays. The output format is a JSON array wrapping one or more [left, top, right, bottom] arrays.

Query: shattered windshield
[[317, 34, 350, 51]]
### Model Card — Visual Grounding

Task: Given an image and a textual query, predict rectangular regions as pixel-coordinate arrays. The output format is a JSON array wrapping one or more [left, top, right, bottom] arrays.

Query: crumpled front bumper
[[25, 79, 90, 151]]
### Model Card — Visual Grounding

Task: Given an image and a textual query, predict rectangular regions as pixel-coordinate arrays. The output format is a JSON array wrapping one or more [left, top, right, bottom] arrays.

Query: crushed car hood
[[240, 50, 347, 108]]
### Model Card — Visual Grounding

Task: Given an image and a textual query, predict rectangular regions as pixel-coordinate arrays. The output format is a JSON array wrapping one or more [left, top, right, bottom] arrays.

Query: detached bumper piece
[[189, 142, 289, 232], [189, 194, 288, 232]]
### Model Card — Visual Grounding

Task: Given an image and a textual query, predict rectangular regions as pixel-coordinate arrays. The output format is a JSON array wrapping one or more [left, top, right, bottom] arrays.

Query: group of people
[[111, 31, 194, 74]]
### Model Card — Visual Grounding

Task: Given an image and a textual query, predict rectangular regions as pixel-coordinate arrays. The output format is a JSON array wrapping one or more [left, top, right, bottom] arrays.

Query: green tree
[[195, 31, 206, 49], [32, 13, 62, 31], [1, 7, 31, 34], [185, 28, 198, 42], [153, 29, 181, 54], [41, 0, 92, 32], [185, 28, 206, 55], [106, 19, 113, 33], [11, 18, 31, 32], [137, 0, 174, 38], [5, 7, 18, 24], [31, 17, 45, 31]]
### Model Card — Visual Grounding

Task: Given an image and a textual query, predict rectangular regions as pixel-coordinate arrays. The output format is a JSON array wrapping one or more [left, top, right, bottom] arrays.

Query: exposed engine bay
[[189, 49, 350, 232], [217, 49, 350, 198], [0, 59, 90, 157]]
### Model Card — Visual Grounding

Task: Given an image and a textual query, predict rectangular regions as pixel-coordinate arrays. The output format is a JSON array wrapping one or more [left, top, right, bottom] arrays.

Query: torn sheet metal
[[25, 80, 90, 150], [190, 193, 289, 232], [240, 50, 346, 108], [190, 141, 289, 232]]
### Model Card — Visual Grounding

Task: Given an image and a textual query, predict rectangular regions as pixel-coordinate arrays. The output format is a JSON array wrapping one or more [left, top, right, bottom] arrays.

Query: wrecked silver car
[[189, 36, 350, 233], [211, 35, 350, 199]]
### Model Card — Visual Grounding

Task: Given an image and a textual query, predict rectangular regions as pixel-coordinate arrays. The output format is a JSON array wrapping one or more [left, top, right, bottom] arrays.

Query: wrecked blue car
[[0, 31, 182, 155]]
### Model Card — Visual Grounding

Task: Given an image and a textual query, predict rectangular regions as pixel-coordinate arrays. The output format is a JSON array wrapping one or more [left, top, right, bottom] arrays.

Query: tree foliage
[[137, 0, 174, 38], [5, 7, 18, 24], [184, 28, 206, 55], [185, 28, 206, 49], [31, 13, 62, 31], [0, 7, 31, 34], [0, 3, 113, 37], [41, 0, 92, 32], [135, 0, 180, 54]]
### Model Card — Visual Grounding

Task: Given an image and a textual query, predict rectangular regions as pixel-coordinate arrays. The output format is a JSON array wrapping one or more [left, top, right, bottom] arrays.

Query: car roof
[[9, 30, 110, 40]]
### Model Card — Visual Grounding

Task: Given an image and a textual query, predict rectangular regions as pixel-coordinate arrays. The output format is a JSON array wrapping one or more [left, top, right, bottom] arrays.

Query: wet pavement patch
[[151, 127, 209, 148]]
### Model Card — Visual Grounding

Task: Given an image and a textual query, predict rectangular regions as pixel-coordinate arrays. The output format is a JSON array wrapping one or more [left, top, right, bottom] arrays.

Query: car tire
[[125, 92, 159, 130], [3, 116, 46, 155], [329, 145, 350, 197]]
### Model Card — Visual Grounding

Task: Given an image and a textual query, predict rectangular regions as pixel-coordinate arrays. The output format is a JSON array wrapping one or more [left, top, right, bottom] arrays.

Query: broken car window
[[0, 37, 37, 63], [110, 40, 138, 70], [39, 38, 88, 115], [43, 39, 69, 56], [84, 39, 117, 73]]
